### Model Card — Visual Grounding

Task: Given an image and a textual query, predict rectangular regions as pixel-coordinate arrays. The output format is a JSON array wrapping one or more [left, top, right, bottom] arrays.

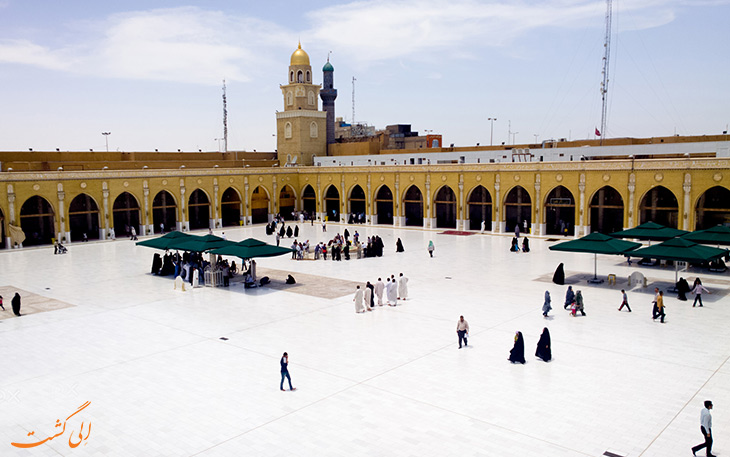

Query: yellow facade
[[2, 157, 729, 248]]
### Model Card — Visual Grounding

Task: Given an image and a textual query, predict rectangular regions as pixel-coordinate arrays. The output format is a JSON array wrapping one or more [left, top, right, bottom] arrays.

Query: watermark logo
[[11, 401, 92, 449]]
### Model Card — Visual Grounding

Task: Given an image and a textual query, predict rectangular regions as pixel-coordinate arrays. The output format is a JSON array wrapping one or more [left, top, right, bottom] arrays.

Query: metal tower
[[599, 0, 612, 145]]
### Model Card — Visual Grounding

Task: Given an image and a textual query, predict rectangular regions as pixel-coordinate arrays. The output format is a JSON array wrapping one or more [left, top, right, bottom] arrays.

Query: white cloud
[[0, 39, 73, 70], [0, 7, 293, 85], [303, 0, 700, 64]]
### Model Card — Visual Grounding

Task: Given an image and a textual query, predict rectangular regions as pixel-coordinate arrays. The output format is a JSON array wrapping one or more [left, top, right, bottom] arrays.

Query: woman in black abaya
[[508, 331, 526, 364], [552, 263, 565, 285], [396, 238, 404, 252], [535, 327, 552, 362]]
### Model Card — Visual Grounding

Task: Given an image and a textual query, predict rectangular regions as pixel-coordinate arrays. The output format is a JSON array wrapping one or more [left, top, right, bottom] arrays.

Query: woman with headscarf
[[542, 291, 552, 318], [574, 290, 586, 316], [427, 240, 435, 258], [510, 237, 519, 252], [564, 285, 575, 309], [396, 238, 404, 252], [11, 292, 22, 316], [508, 331, 526, 364], [535, 328, 552, 362], [676, 277, 690, 301], [552, 263, 565, 285], [522, 237, 530, 253]]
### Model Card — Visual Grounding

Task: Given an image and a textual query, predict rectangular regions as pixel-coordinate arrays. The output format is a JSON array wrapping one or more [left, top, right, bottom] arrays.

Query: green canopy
[[209, 238, 294, 259], [629, 237, 728, 284], [549, 232, 641, 282], [171, 234, 235, 252], [610, 221, 688, 242], [681, 225, 730, 246], [136, 231, 192, 250], [629, 237, 727, 263]]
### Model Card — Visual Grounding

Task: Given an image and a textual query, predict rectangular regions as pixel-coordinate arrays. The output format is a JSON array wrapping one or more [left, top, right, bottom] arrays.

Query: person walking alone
[[692, 278, 710, 307], [618, 289, 632, 312], [280, 352, 296, 392], [456, 315, 469, 349], [691, 400, 715, 457], [653, 290, 666, 323]]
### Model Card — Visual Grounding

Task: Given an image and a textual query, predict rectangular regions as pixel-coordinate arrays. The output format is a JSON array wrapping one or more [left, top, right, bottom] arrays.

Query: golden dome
[[290, 42, 310, 66]]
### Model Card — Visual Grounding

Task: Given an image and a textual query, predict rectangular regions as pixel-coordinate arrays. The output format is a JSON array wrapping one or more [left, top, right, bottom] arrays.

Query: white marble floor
[[1, 223, 728, 457]]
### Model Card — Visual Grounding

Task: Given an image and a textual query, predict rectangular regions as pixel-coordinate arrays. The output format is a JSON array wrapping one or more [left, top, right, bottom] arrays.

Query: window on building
[[297, 71, 303, 83], [306, 71, 310, 82], [285, 122, 292, 139], [308, 91, 315, 105], [290, 71, 294, 83], [310, 122, 318, 138], [286, 91, 293, 106]]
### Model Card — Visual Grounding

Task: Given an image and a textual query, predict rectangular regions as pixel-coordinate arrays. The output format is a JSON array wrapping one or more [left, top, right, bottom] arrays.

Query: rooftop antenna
[[351, 76, 356, 125], [222, 79, 228, 153], [599, 0, 612, 145]]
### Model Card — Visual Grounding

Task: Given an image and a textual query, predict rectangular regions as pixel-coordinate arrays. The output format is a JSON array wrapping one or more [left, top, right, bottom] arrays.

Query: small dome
[[323, 61, 334, 72], [290, 42, 310, 66]]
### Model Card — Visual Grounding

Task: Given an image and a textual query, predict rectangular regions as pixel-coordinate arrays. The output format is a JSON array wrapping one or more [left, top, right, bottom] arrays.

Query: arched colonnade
[[2, 164, 729, 247]]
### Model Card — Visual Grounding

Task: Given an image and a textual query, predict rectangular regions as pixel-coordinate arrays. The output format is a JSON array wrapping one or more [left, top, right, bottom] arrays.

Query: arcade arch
[[68, 193, 100, 241], [188, 189, 211, 230], [20, 195, 55, 246], [467, 185, 492, 231], [504, 186, 531, 233], [324, 185, 340, 221], [403, 185, 423, 227], [639, 186, 679, 228], [112, 192, 140, 238], [589, 186, 623, 234], [221, 187, 242, 227], [152, 190, 177, 233], [434, 185, 457, 229], [279, 185, 296, 220], [695, 186, 730, 230], [544, 186, 575, 236], [251, 186, 270, 224], [302, 185, 317, 216], [375, 185, 394, 225], [349, 185, 366, 221]]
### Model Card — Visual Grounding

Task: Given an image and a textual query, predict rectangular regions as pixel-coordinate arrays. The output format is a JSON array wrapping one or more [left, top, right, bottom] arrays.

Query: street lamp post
[[101, 132, 111, 152], [487, 118, 497, 146]]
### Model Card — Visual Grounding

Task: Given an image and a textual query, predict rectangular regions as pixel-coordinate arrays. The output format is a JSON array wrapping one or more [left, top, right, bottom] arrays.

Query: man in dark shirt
[[280, 352, 296, 392]]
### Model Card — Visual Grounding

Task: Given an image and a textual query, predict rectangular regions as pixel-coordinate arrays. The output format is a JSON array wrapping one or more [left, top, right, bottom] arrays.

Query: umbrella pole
[[668, 262, 679, 293], [587, 252, 604, 284]]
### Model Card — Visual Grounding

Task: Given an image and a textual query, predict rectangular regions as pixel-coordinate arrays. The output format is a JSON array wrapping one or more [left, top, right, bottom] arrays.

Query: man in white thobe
[[386, 278, 398, 306], [374, 278, 385, 306], [363, 286, 373, 312], [398, 273, 409, 301], [353, 286, 365, 313]]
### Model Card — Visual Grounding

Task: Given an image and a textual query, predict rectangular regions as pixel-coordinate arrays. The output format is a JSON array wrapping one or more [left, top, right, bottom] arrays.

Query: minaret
[[320, 57, 337, 149], [276, 42, 327, 166]]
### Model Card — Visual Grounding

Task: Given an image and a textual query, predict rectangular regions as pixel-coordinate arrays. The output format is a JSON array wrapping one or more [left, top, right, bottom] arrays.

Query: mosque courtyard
[[1, 222, 729, 457]]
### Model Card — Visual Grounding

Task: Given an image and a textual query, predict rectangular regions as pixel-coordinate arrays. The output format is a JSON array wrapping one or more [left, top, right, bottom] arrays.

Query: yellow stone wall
[[1, 157, 728, 246]]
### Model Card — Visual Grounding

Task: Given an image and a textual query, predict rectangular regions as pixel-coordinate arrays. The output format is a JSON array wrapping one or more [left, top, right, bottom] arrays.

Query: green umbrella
[[610, 221, 688, 244], [681, 225, 730, 246], [171, 234, 235, 252], [136, 231, 192, 250], [629, 237, 728, 285], [209, 238, 294, 259], [549, 232, 641, 283]]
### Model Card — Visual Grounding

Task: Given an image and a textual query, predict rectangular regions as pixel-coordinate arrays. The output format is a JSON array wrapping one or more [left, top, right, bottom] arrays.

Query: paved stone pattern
[[0, 286, 74, 321], [0, 223, 728, 456]]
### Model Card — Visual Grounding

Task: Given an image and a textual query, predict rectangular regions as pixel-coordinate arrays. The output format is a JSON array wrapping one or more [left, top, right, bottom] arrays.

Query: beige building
[[1, 44, 729, 249]]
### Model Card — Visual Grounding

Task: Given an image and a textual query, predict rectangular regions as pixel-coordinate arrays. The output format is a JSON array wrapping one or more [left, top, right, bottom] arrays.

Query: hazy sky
[[0, 0, 728, 153]]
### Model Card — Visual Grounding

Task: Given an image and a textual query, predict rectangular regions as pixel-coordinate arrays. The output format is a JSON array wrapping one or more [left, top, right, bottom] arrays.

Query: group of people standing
[[353, 274, 408, 313]]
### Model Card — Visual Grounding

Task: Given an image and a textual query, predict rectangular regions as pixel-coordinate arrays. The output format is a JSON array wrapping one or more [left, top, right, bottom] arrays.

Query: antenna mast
[[351, 76, 356, 125], [599, 0, 612, 145], [222, 79, 228, 153]]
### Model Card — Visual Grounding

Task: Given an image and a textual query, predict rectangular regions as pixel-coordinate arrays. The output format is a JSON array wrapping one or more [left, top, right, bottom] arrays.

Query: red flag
[[595, 128, 601, 136]]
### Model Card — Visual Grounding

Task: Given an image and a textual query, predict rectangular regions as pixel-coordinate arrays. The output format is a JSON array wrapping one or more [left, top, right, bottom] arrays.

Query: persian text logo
[[11, 401, 92, 449]]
